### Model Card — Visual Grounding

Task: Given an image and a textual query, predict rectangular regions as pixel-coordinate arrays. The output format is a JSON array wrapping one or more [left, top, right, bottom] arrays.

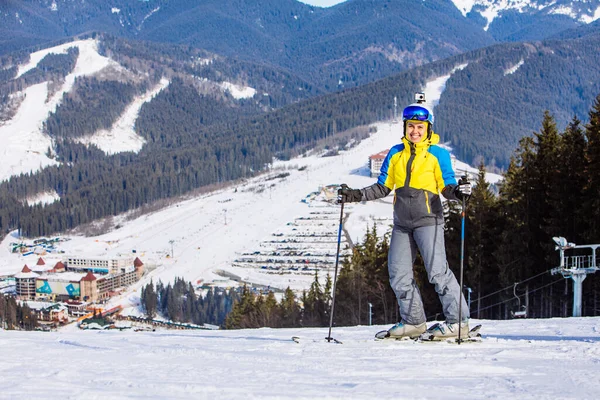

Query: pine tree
[[280, 287, 300, 328], [304, 270, 325, 326], [465, 163, 499, 318], [534, 111, 563, 264], [584, 95, 600, 242], [495, 139, 536, 289], [142, 280, 157, 318], [558, 116, 587, 243]]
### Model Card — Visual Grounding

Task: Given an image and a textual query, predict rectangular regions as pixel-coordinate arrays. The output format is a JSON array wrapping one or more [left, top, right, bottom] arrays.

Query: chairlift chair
[[510, 282, 528, 318]]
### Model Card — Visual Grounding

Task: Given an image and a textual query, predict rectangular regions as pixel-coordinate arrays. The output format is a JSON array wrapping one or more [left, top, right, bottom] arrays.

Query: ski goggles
[[402, 105, 432, 123]]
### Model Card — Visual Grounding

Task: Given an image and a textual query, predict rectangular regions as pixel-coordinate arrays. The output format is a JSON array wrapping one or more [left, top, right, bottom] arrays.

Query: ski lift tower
[[550, 236, 600, 317]]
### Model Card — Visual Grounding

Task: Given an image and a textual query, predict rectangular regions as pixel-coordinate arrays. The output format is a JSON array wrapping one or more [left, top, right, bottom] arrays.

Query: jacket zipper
[[403, 143, 416, 188], [425, 191, 431, 213]]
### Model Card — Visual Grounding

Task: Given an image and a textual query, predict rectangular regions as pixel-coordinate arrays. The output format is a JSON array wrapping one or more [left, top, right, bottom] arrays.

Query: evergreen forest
[[140, 278, 236, 327], [0, 295, 38, 330]]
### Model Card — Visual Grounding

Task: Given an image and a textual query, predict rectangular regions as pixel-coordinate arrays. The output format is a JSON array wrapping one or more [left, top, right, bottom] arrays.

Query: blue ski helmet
[[402, 103, 434, 139]]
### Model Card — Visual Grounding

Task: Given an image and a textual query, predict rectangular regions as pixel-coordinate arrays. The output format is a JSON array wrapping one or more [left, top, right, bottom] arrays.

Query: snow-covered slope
[[1, 317, 599, 398], [0, 39, 119, 182], [0, 38, 256, 182], [74, 78, 170, 155], [451, 0, 600, 30]]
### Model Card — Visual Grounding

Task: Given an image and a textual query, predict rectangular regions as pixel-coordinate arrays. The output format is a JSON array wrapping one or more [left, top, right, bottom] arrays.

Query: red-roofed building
[[369, 150, 389, 177], [36, 257, 45, 266], [133, 257, 144, 278], [15, 265, 39, 300], [53, 261, 66, 271], [80, 271, 98, 302]]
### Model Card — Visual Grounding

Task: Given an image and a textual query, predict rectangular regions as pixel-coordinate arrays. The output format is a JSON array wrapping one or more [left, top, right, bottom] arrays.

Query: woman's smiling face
[[406, 121, 427, 143]]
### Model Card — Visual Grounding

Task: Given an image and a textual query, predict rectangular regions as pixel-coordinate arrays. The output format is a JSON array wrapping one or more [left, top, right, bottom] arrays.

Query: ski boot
[[375, 321, 426, 340], [421, 320, 470, 341]]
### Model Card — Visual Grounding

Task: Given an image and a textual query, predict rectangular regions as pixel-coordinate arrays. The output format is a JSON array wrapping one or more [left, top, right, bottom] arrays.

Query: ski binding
[[375, 324, 482, 343]]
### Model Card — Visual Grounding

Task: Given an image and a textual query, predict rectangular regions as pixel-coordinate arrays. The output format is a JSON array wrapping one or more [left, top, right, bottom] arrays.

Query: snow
[[139, 7, 161, 30], [451, 1, 600, 29], [295, 0, 347, 7], [1, 317, 599, 398], [451, 0, 477, 17], [422, 63, 468, 109], [579, 5, 600, 23], [0, 39, 121, 182], [453, 157, 503, 184], [550, 5, 578, 19], [504, 59, 525, 76], [24, 191, 60, 206], [75, 79, 170, 155], [38, 271, 90, 282], [0, 83, 59, 181], [220, 81, 257, 99]]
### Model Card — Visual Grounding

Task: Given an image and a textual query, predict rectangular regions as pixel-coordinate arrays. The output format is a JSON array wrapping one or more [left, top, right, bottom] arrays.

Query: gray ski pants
[[388, 223, 469, 325]]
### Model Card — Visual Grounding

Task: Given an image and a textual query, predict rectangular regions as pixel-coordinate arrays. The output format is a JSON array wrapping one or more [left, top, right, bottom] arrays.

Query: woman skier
[[338, 95, 472, 340]]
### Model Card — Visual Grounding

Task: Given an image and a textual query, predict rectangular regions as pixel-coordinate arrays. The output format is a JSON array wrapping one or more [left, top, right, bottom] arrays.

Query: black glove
[[453, 177, 472, 201], [337, 184, 362, 203]]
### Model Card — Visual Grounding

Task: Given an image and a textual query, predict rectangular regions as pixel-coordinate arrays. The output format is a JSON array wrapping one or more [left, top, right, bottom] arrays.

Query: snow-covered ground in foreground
[[1, 317, 599, 399], [75, 79, 170, 155]]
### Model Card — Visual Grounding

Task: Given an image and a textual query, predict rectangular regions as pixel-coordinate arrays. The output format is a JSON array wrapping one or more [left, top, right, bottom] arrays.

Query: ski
[[291, 336, 343, 344], [375, 324, 482, 343], [419, 324, 482, 343]]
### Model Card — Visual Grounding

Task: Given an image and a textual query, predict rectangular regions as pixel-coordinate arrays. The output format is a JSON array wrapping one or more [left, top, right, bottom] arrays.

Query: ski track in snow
[[75, 78, 170, 155], [423, 63, 468, 110], [1, 317, 599, 398], [0, 39, 118, 182]]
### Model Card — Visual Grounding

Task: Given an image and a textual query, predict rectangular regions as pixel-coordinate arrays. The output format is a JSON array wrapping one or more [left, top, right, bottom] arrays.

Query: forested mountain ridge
[[0, 0, 488, 89], [1, 28, 600, 239], [3, 0, 600, 90]]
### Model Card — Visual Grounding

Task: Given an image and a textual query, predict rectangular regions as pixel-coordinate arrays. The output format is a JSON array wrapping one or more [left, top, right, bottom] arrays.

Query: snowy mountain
[[0, 0, 492, 89], [3, 1, 600, 90], [452, 0, 600, 39], [1, 317, 599, 398]]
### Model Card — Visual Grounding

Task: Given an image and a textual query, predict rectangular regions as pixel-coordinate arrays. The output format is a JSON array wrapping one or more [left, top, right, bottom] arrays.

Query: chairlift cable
[[472, 278, 563, 313]]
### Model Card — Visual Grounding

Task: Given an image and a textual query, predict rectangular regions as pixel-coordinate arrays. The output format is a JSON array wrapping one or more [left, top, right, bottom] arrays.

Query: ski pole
[[326, 198, 344, 344], [457, 176, 467, 344]]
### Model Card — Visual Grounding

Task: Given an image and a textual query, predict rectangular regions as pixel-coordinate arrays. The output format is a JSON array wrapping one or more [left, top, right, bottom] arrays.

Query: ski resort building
[[24, 301, 69, 324], [14, 257, 145, 302], [369, 150, 388, 177], [65, 256, 134, 275], [14, 265, 38, 300]]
